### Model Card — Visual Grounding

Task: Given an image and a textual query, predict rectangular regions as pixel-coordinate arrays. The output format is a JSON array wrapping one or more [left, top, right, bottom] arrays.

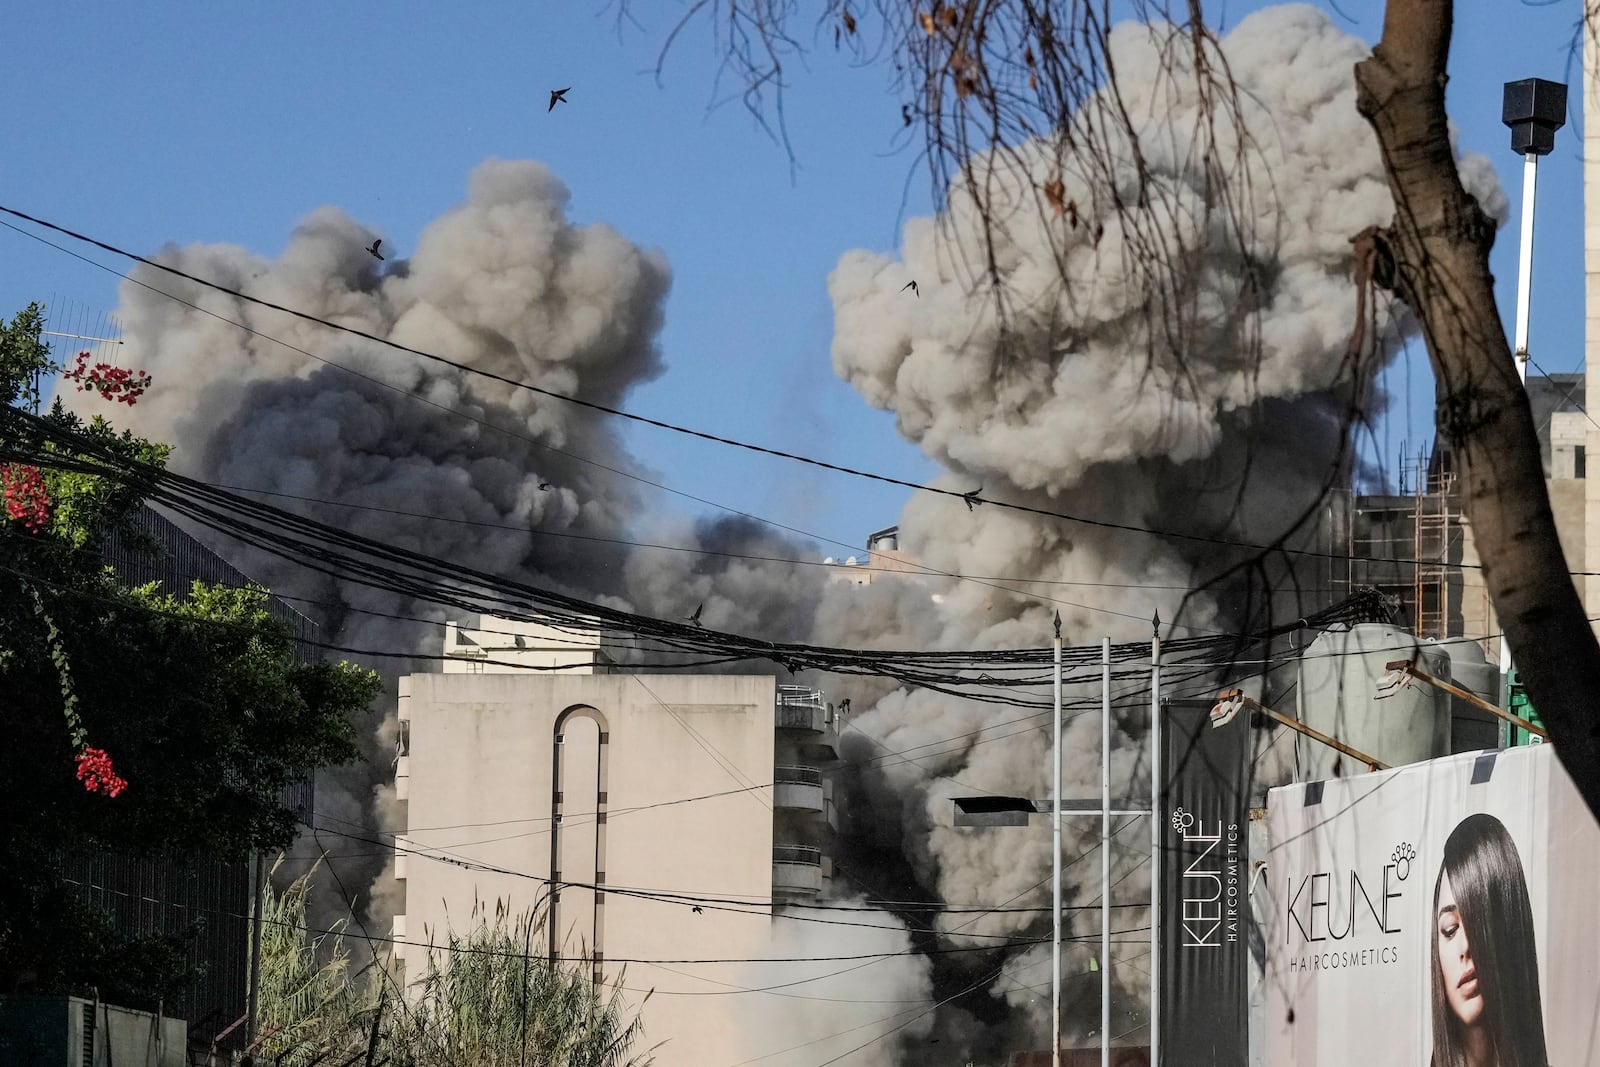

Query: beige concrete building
[[392, 619, 841, 1066], [824, 524, 925, 585]]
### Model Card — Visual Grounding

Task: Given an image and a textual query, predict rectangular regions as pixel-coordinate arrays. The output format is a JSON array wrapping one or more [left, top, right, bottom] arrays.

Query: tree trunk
[[1355, 0, 1600, 817]]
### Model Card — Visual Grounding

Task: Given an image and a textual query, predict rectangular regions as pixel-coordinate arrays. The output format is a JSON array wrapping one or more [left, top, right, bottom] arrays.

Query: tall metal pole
[[1101, 637, 1112, 1067], [1499, 149, 1538, 714], [1052, 612, 1063, 1067], [1149, 616, 1161, 1067], [1512, 150, 1538, 384], [1497, 74, 1567, 719], [245, 850, 265, 1053]]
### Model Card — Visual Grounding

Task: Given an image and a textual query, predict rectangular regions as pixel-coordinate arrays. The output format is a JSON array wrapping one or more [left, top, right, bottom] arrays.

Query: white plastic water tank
[[1427, 637, 1500, 754], [1298, 623, 1451, 778]]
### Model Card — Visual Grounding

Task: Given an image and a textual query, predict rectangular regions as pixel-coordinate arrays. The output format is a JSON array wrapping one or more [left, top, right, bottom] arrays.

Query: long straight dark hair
[[1429, 813, 1548, 1067]]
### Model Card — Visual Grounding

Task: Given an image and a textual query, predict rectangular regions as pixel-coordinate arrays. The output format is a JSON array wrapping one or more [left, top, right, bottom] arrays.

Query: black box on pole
[[1502, 78, 1567, 155]]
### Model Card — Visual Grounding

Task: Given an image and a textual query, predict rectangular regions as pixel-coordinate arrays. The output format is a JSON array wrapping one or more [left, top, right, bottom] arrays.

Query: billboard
[[1159, 699, 1250, 1065], [1263, 744, 1600, 1064]]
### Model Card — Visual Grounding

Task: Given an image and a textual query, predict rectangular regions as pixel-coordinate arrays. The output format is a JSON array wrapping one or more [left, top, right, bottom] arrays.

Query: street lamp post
[[1497, 77, 1566, 717], [953, 627, 1162, 1066]]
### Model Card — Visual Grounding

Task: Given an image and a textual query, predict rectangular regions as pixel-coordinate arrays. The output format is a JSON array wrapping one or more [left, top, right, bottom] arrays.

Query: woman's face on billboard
[[1437, 872, 1485, 1027]]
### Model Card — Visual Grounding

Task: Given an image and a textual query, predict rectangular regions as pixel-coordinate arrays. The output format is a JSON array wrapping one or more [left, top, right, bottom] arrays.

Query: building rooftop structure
[[440, 616, 621, 673], [823, 524, 925, 586]]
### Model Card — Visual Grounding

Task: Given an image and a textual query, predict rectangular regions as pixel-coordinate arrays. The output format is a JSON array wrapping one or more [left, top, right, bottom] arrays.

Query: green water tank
[[1505, 669, 1545, 747]]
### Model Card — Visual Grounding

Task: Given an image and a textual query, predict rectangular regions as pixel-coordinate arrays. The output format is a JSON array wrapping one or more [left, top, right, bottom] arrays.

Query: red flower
[[1, 464, 51, 531], [61, 350, 151, 406], [76, 747, 128, 797]]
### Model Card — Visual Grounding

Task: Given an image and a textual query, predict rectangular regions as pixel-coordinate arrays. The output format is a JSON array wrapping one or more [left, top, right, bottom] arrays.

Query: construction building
[[1336, 373, 1587, 663], [393, 617, 843, 1067]]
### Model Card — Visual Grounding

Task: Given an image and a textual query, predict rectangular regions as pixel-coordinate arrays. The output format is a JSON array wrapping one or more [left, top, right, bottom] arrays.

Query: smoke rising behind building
[[64, 6, 1506, 1060]]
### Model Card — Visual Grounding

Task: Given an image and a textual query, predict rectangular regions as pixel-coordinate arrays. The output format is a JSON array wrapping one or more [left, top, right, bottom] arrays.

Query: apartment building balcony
[[772, 845, 830, 899], [775, 685, 839, 760], [774, 765, 828, 813]]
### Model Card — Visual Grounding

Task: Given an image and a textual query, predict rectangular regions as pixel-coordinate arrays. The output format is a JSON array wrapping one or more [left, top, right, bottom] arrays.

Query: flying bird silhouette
[[686, 603, 704, 627], [365, 239, 384, 261], [901, 280, 919, 297], [538, 481, 553, 491], [962, 486, 983, 511], [549, 87, 570, 111], [692, 906, 704, 915]]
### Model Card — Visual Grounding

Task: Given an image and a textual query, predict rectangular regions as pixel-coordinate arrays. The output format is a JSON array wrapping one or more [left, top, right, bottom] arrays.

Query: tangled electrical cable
[[0, 404, 1393, 701]]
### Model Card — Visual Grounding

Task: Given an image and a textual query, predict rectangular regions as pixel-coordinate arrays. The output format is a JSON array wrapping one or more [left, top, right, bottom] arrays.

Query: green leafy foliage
[[254, 857, 375, 1067], [0, 303, 52, 411], [385, 900, 653, 1067], [0, 304, 381, 1002], [252, 870, 652, 1067]]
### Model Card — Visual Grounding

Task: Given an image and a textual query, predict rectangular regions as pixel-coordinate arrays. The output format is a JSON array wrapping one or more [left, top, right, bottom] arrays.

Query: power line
[[216, 482, 1217, 592], [0, 212, 1252, 639], [627, 672, 772, 810], [58, 870, 1059, 965], [2, 409, 1385, 688], [0, 202, 1529, 576], [307, 828, 466, 1067], [307, 820, 1145, 937], [0, 537, 1317, 826]]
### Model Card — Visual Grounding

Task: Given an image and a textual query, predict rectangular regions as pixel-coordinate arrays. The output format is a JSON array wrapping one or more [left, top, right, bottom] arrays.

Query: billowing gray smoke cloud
[[811, 3, 1505, 1054], [60, 4, 1510, 1061], [66, 156, 921, 1056], [67, 158, 835, 922]]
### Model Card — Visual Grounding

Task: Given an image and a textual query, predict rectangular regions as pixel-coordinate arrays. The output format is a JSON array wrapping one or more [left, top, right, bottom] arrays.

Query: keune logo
[[1284, 841, 1412, 947], [1171, 807, 1241, 948]]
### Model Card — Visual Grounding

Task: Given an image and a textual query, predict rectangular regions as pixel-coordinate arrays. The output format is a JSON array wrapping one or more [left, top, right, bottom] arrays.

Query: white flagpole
[[1053, 613, 1063, 1067], [1101, 636, 1112, 1067], [1149, 614, 1162, 1066]]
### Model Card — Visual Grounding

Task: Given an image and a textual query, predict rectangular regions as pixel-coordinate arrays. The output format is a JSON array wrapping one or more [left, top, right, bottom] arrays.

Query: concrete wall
[[397, 672, 779, 1067], [441, 617, 616, 673], [0, 996, 187, 1067], [1552, 409, 1587, 480], [1461, 475, 1586, 672]]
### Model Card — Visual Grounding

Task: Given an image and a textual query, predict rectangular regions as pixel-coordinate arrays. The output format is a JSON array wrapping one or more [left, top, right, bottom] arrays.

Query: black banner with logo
[[1158, 698, 1250, 1066]]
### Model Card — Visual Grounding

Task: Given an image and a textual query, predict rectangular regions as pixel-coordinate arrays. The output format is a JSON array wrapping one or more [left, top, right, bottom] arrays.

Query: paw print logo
[[1170, 808, 1194, 833], [1391, 842, 1416, 881]]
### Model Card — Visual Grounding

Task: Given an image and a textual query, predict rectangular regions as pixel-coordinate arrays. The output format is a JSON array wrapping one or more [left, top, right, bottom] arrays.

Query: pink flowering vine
[[61, 350, 151, 406], [76, 747, 128, 797], [1, 463, 51, 531]]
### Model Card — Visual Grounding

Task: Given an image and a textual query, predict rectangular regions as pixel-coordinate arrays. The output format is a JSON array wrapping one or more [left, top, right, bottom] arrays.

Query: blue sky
[[0, 1, 1586, 556]]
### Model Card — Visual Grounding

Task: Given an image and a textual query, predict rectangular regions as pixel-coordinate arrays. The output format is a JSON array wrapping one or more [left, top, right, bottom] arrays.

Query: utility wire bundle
[[1, 404, 1389, 700]]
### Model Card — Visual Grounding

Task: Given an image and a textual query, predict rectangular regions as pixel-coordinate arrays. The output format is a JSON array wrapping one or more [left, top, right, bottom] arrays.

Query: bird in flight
[[962, 486, 983, 511], [365, 239, 384, 261], [692, 906, 704, 915], [686, 603, 704, 627], [538, 481, 553, 491], [549, 87, 571, 111], [901, 280, 919, 297]]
